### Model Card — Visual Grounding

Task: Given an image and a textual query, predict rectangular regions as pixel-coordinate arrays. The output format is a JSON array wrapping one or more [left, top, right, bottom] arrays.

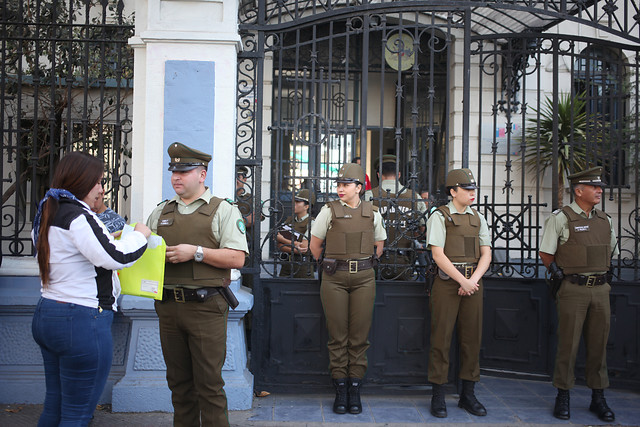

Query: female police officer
[[310, 163, 386, 415], [425, 168, 491, 418]]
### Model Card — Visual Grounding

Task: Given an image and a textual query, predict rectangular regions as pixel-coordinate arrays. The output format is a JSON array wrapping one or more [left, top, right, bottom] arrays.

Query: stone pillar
[[129, 0, 241, 221], [110, 295, 172, 412], [112, 277, 254, 412], [117, 0, 250, 412], [220, 279, 255, 410]]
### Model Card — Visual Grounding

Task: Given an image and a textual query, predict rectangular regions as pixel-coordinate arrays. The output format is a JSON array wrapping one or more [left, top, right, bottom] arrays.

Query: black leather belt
[[454, 264, 477, 279], [567, 274, 607, 287], [163, 287, 220, 303], [335, 258, 375, 273]]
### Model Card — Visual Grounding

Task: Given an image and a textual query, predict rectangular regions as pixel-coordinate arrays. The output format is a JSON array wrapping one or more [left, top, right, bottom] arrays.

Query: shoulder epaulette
[[552, 209, 562, 215], [372, 205, 379, 212], [225, 198, 235, 205], [156, 199, 169, 206]]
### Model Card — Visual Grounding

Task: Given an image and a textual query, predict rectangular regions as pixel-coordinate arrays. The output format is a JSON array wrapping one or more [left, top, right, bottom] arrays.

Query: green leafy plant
[[523, 92, 588, 207]]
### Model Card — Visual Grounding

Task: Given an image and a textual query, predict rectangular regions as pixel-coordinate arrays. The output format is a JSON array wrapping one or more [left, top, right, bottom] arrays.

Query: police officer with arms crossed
[[539, 166, 617, 423], [147, 143, 249, 427], [310, 163, 386, 415], [364, 155, 427, 280], [425, 168, 491, 418]]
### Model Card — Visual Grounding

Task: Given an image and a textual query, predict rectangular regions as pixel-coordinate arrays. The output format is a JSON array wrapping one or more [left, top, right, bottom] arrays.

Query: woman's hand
[[134, 223, 152, 238]]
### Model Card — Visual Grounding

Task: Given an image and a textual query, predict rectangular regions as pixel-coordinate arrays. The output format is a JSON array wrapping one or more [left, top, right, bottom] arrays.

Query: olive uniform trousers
[[155, 293, 230, 427], [428, 276, 483, 384], [320, 268, 376, 379], [553, 279, 611, 390]]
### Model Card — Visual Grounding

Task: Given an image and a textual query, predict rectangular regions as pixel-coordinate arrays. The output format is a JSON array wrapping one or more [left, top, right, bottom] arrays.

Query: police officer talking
[[310, 163, 386, 415], [147, 142, 249, 426], [425, 168, 491, 418], [539, 166, 618, 423]]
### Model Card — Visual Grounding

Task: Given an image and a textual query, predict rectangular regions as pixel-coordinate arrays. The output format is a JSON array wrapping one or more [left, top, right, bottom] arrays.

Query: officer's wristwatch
[[194, 245, 204, 262]]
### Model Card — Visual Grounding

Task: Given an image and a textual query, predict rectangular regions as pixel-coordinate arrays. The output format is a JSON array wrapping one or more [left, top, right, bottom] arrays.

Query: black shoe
[[458, 380, 487, 416], [347, 378, 362, 414], [332, 378, 348, 414], [589, 389, 615, 422], [553, 388, 570, 420], [430, 383, 447, 418]]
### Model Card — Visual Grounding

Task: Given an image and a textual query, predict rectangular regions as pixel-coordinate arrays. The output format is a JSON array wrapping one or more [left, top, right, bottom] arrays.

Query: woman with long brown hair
[[31, 151, 151, 426]]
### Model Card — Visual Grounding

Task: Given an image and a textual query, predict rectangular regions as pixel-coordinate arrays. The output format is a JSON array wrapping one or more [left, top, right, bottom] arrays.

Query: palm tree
[[523, 92, 587, 207]]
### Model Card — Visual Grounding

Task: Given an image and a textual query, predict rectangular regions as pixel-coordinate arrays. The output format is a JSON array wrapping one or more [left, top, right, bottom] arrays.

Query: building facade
[[1, 0, 639, 409]]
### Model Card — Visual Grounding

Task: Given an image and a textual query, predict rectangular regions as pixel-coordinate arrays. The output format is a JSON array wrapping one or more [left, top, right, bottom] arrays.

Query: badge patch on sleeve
[[237, 219, 246, 234], [574, 225, 589, 232]]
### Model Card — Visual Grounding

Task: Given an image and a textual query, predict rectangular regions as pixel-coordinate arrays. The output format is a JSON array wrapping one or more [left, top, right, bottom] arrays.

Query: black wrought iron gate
[[0, 0, 134, 263], [237, 1, 640, 391]]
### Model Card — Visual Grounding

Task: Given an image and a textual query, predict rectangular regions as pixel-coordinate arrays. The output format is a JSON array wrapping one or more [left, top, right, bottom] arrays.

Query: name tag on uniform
[[344, 214, 352, 218], [574, 225, 589, 232], [158, 218, 173, 227]]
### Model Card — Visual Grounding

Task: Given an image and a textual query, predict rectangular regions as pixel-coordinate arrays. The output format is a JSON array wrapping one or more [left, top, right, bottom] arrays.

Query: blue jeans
[[31, 297, 114, 427]]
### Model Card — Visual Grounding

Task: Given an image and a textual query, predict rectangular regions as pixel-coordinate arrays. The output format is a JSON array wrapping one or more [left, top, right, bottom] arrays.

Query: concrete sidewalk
[[1, 376, 638, 426]]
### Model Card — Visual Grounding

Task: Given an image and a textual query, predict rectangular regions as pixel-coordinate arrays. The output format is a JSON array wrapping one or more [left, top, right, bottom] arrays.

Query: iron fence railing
[[0, 0, 134, 261]]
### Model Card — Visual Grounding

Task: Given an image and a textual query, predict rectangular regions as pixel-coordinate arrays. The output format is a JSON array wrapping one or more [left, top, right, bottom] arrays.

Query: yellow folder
[[118, 224, 166, 300]]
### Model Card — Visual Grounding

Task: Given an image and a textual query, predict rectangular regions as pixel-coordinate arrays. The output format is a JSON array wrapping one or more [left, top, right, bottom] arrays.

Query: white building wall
[[129, 0, 241, 222]]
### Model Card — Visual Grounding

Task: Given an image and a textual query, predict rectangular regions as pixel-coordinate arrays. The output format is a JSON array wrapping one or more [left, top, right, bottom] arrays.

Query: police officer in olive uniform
[[425, 168, 491, 418], [539, 166, 618, 423], [277, 188, 315, 278], [365, 155, 427, 280], [147, 143, 249, 427], [309, 163, 386, 415]]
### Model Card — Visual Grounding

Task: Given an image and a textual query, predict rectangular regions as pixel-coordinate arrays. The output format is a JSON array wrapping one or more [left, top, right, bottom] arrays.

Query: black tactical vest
[[555, 206, 611, 274], [157, 196, 230, 286], [438, 205, 481, 263], [324, 200, 375, 260]]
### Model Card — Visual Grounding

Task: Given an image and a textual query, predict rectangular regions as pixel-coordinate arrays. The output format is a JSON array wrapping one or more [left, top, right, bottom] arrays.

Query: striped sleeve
[[69, 212, 147, 270]]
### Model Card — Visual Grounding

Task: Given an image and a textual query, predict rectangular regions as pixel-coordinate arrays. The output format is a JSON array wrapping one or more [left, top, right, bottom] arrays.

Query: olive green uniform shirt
[[147, 187, 250, 283], [539, 201, 618, 274], [426, 201, 491, 251], [311, 199, 387, 243]]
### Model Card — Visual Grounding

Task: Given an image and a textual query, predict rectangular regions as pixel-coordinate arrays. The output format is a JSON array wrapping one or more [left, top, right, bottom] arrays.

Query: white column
[[118, 0, 254, 412], [130, 0, 242, 222]]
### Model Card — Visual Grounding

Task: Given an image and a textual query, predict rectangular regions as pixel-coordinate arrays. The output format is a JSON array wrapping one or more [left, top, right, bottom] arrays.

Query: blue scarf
[[32, 189, 81, 248]]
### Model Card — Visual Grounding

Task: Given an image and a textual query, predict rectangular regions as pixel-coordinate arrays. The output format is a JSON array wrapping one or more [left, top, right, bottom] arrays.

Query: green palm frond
[[523, 92, 587, 178]]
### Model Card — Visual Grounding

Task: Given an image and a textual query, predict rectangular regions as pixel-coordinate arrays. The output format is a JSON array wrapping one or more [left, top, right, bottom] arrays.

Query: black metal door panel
[[368, 283, 430, 382], [481, 279, 554, 377]]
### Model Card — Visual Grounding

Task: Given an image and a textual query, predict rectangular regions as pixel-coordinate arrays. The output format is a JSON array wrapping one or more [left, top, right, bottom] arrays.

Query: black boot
[[553, 388, 570, 420], [458, 380, 487, 416], [347, 378, 362, 414], [589, 389, 615, 422], [332, 378, 348, 414], [430, 383, 447, 418]]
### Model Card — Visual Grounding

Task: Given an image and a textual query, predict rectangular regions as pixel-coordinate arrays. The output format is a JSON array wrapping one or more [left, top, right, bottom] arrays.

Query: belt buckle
[[174, 288, 186, 303], [585, 276, 596, 287], [464, 265, 474, 279], [348, 260, 358, 274]]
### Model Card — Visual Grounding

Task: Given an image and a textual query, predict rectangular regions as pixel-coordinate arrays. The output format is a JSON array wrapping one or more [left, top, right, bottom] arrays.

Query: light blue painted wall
[[162, 60, 216, 200]]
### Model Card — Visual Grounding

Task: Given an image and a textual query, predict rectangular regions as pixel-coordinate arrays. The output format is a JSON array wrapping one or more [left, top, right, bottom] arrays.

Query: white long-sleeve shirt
[[32, 198, 148, 310]]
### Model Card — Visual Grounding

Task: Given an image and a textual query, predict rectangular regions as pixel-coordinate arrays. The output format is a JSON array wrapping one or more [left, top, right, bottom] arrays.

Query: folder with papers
[[118, 224, 166, 300]]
